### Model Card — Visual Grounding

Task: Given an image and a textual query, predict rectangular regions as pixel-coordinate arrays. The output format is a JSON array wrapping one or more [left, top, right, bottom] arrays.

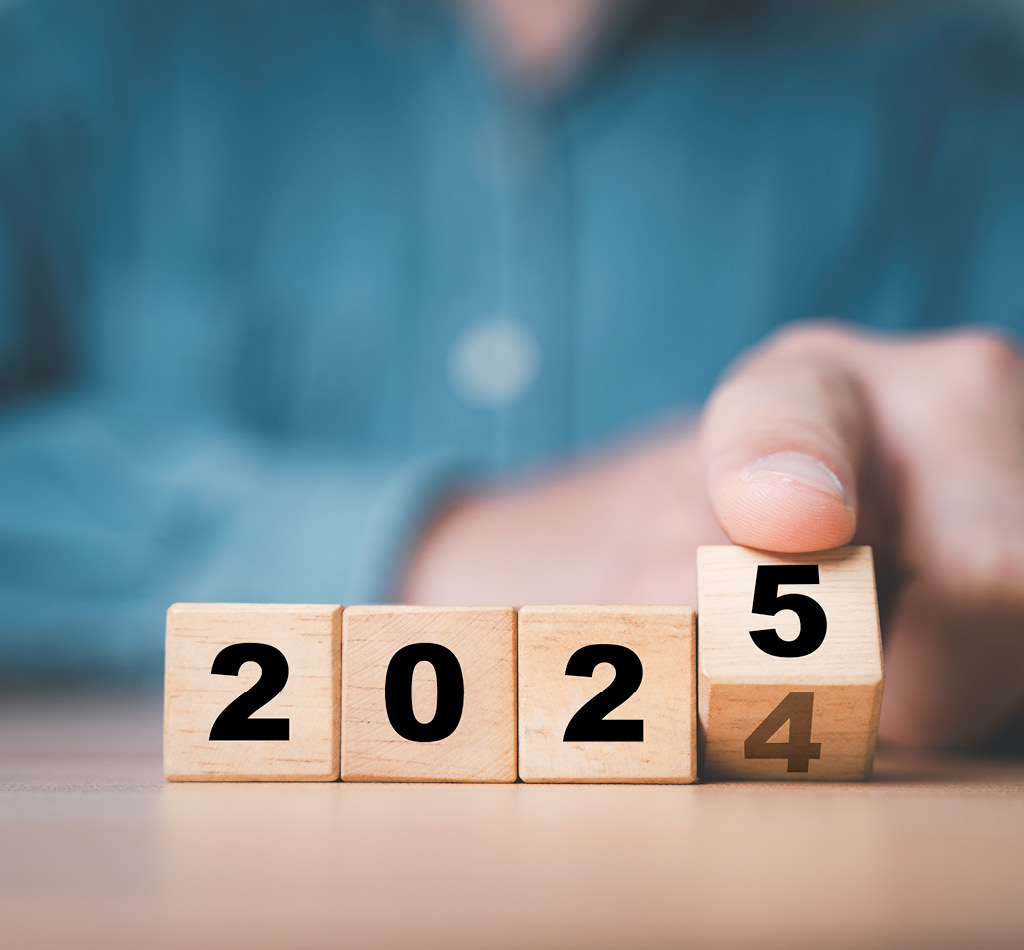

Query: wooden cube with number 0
[[518, 606, 696, 783], [341, 606, 517, 782], [697, 546, 883, 781], [164, 603, 341, 781]]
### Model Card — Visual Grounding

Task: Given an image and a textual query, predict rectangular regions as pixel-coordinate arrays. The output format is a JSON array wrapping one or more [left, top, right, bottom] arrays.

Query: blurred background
[[1, 0, 1023, 686]]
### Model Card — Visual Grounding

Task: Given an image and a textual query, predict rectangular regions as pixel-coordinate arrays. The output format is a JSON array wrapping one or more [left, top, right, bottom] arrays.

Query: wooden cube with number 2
[[518, 606, 696, 783], [697, 546, 883, 781], [164, 603, 341, 781]]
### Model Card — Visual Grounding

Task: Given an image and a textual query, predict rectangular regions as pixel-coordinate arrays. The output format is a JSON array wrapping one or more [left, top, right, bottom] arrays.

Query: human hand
[[701, 322, 1024, 749], [401, 422, 727, 610], [403, 321, 1024, 750]]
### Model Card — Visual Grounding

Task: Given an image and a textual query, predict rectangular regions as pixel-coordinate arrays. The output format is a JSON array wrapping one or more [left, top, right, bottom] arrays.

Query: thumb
[[700, 328, 870, 552]]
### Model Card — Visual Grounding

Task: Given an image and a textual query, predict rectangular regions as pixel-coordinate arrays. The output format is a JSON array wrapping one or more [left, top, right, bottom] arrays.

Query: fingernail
[[742, 451, 850, 505]]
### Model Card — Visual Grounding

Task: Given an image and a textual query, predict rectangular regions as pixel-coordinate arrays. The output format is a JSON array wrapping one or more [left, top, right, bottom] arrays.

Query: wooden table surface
[[1, 691, 1022, 949]]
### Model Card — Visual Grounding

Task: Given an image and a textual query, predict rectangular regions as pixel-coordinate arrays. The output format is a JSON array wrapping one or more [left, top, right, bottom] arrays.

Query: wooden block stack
[[164, 545, 883, 783]]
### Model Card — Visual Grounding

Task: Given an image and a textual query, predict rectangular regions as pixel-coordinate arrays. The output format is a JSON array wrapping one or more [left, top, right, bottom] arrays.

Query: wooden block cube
[[341, 606, 517, 782], [697, 546, 883, 781], [164, 604, 341, 781], [517, 606, 696, 783]]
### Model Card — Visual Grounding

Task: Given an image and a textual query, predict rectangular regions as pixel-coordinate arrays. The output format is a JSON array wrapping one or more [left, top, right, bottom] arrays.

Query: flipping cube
[[697, 546, 883, 781]]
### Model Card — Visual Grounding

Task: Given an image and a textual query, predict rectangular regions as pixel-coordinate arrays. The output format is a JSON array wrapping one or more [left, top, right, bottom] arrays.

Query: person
[[1, 0, 1022, 750]]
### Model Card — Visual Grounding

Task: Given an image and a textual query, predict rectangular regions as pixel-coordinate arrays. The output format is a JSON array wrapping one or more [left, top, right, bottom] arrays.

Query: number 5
[[749, 564, 827, 658]]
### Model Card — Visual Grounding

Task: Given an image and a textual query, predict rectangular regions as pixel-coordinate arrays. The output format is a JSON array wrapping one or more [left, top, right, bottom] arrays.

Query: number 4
[[743, 691, 822, 773]]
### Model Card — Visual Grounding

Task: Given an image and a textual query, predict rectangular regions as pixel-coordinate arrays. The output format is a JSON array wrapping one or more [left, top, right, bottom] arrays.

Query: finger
[[700, 326, 870, 552], [879, 587, 1024, 748], [867, 332, 1024, 747]]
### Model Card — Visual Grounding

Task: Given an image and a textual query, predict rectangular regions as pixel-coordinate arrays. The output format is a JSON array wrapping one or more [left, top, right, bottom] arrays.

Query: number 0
[[384, 643, 465, 742]]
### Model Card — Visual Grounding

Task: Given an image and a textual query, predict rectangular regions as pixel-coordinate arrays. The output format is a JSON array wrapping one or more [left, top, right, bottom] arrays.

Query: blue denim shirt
[[1, 0, 1022, 676]]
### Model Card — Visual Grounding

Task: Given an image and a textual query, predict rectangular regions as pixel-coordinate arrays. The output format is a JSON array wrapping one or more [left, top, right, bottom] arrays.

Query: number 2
[[562, 644, 644, 742], [209, 643, 290, 741], [744, 691, 821, 772]]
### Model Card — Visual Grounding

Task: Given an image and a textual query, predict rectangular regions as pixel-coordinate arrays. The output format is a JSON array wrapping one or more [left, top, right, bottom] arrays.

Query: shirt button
[[447, 317, 539, 408]]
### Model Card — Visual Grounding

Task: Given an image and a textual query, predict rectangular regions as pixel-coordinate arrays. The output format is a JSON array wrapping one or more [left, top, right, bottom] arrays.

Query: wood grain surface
[[3, 692, 1023, 949]]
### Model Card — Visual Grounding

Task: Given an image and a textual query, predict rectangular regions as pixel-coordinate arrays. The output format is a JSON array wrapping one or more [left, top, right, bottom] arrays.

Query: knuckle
[[930, 526, 1024, 604], [763, 318, 860, 357], [946, 332, 1024, 392]]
